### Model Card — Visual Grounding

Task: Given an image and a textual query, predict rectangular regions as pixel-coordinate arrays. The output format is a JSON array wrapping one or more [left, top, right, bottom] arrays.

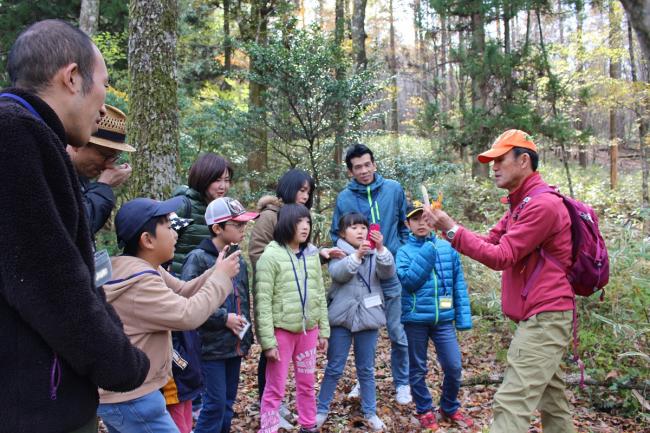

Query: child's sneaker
[[395, 384, 412, 405], [347, 381, 360, 398], [438, 408, 474, 427], [316, 412, 328, 428], [415, 411, 439, 430], [365, 414, 386, 431], [298, 426, 318, 433], [278, 416, 294, 430]]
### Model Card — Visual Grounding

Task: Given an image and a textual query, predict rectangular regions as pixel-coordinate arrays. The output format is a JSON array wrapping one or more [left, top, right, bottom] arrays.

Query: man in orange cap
[[425, 129, 576, 433], [67, 104, 135, 236]]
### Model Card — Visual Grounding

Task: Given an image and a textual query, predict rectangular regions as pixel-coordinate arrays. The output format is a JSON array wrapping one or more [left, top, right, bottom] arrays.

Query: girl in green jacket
[[254, 204, 330, 433]]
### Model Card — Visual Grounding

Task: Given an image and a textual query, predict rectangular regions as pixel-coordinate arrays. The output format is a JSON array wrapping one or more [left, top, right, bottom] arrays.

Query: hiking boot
[[438, 408, 474, 427], [316, 412, 328, 428], [415, 411, 439, 431], [395, 384, 412, 405], [347, 381, 360, 398], [365, 414, 386, 431]]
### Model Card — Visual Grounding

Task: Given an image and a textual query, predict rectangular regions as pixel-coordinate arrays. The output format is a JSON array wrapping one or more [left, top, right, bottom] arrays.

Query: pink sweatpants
[[167, 399, 193, 433], [258, 327, 319, 433]]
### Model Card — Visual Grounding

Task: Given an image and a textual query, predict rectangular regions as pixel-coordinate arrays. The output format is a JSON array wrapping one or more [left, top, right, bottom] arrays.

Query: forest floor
[[224, 324, 646, 433]]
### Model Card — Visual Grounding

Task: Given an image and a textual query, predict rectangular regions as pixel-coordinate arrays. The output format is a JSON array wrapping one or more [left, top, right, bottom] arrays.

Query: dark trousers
[[404, 321, 462, 415], [194, 357, 242, 433]]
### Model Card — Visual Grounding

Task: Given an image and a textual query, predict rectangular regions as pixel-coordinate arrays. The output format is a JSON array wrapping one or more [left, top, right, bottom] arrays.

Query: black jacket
[[0, 88, 149, 433], [80, 177, 115, 236], [181, 238, 253, 359]]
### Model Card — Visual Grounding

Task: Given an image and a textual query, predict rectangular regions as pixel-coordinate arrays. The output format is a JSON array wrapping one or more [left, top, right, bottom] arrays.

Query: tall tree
[[334, 0, 346, 168], [351, 0, 368, 71], [609, 0, 623, 189], [388, 0, 399, 137], [79, 0, 100, 36], [576, 0, 589, 168], [620, 0, 650, 62], [128, 0, 180, 199], [470, 0, 489, 177]]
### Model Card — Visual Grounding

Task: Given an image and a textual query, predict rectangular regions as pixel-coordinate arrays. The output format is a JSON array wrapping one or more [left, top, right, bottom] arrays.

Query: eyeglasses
[[93, 145, 121, 163], [224, 221, 247, 229]]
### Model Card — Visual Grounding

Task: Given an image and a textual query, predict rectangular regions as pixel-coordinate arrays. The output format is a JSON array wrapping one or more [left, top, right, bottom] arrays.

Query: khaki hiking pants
[[491, 310, 576, 433]]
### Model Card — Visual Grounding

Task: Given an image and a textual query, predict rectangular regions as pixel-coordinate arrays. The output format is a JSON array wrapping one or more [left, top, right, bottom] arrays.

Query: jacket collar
[[1, 87, 67, 146], [407, 233, 436, 245], [505, 172, 547, 210], [347, 173, 385, 194], [198, 237, 220, 256]]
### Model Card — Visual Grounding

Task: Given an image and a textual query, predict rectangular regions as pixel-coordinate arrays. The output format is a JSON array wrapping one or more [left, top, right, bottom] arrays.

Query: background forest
[[1, 0, 648, 431]]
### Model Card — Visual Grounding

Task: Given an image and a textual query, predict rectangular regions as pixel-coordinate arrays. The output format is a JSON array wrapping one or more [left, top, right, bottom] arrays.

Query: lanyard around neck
[[286, 248, 308, 333], [357, 256, 374, 293]]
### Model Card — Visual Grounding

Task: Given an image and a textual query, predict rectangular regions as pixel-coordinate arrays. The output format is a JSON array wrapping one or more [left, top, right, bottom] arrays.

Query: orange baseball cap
[[478, 129, 537, 163]]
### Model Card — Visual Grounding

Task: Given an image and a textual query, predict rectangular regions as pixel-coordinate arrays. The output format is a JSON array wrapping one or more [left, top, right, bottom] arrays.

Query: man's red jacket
[[451, 172, 574, 322]]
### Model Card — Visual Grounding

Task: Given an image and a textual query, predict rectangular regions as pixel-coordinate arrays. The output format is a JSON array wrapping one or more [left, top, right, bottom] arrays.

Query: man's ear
[[59, 63, 81, 94]]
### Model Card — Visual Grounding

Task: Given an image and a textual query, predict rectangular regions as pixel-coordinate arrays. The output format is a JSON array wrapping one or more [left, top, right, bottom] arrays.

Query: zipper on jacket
[[433, 269, 439, 325]]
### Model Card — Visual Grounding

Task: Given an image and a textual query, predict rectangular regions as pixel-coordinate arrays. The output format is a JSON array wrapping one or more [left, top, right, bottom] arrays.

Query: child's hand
[[318, 337, 328, 352], [355, 241, 371, 260], [225, 313, 246, 335], [320, 247, 346, 260], [215, 246, 240, 278], [368, 230, 385, 252], [265, 347, 280, 362]]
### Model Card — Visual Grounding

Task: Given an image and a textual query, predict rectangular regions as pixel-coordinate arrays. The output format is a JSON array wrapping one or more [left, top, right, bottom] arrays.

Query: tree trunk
[[352, 0, 368, 71], [577, 2, 588, 168], [334, 0, 346, 170], [558, 0, 564, 45], [128, 0, 180, 199], [629, 18, 650, 234], [388, 0, 399, 138], [247, 0, 269, 178], [610, 0, 623, 190], [440, 12, 450, 112], [79, 0, 100, 36], [470, 2, 489, 178], [620, 0, 650, 63], [223, 0, 231, 73]]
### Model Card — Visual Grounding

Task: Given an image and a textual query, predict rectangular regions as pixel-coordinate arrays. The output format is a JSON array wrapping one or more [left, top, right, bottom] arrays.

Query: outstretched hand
[[423, 207, 456, 232]]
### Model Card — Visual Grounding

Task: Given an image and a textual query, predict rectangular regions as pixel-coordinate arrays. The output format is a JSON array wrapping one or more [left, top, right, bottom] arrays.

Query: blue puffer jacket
[[396, 234, 472, 329], [330, 173, 409, 256]]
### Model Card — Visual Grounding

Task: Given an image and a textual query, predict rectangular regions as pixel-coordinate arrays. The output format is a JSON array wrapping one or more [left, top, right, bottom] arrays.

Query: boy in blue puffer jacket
[[396, 201, 473, 431]]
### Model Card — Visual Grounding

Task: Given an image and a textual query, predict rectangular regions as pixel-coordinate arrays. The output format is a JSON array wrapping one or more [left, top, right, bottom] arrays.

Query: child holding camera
[[316, 212, 394, 431], [181, 197, 259, 433]]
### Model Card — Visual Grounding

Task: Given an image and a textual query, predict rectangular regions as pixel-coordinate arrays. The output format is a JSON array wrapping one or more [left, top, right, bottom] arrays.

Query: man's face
[[348, 153, 377, 185], [67, 143, 120, 178], [67, 46, 108, 147], [492, 150, 529, 192]]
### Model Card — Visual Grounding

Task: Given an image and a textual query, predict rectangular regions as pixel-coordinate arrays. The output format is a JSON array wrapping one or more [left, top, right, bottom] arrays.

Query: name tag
[[439, 296, 453, 310], [364, 294, 383, 308], [94, 249, 112, 288]]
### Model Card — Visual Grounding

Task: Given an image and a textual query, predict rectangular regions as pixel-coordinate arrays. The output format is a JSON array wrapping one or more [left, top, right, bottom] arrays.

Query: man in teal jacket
[[330, 144, 411, 404]]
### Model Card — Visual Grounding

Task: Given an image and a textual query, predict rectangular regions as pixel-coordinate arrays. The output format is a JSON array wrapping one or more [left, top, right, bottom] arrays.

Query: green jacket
[[254, 241, 330, 350], [171, 186, 209, 275]]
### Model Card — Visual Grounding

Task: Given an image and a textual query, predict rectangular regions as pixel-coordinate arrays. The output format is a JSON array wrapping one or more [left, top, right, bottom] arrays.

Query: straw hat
[[88, 105, 135, 152]]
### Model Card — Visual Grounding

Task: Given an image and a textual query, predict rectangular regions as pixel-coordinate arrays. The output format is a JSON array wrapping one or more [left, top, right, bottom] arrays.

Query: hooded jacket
[[396, 234, 472, 329], [181, 238, 253, 359], [0, 89, 149, 433], [254, 241, 330, 350], [170, 186, 210, 275], [100, 255, 232, 404], [450, 172, 574, 322], [327, 239, 394, 332], [330, 173, 409, 256], [248, 195, 283, 271]]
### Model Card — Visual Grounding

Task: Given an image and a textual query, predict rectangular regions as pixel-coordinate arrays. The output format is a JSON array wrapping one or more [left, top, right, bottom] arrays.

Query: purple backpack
[[523, 186, 609, 297]]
